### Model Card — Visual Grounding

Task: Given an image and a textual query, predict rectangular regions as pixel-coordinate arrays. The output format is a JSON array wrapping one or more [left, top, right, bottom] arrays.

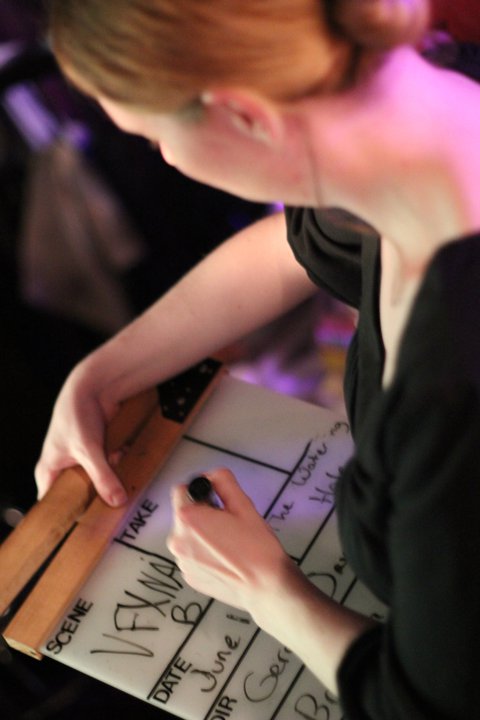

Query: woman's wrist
[[67, 344, 124, 419], [247, 552, 305, 638], [247, 551, 375, 695]]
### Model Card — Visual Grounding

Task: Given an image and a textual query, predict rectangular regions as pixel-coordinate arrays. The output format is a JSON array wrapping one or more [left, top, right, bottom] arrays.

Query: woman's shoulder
[[284, 206, 379, 308]]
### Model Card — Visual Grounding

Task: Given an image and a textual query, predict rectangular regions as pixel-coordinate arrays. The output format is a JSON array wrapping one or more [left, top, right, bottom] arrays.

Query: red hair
[[49, 0, 430, 113]]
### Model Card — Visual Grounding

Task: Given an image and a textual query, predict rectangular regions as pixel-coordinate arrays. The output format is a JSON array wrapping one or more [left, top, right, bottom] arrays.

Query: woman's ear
[[200, 88, 284, 146]]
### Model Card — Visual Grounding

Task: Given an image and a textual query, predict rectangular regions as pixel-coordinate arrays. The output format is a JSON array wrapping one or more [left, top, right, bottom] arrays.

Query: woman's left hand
[[167, 468, 291, 618]]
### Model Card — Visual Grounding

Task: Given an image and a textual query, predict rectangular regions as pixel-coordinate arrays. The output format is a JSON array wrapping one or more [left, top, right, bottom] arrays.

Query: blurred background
[[0, 1, 354, 717], [2, 0, 479, 717]]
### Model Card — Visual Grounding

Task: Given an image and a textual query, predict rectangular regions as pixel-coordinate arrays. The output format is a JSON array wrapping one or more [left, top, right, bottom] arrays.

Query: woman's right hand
[[35, 358, 128, 508]]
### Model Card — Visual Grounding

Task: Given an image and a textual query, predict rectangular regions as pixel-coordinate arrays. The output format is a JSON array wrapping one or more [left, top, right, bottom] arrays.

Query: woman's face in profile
[[97, 94, 312, 205]]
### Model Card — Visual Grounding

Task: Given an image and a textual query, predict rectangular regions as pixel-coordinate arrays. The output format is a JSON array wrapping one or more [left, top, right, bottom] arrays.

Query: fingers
[[167, 467, 284, 612], [171, 468, 252, 516], [168, 472, 240, 578], [170, 482, 191, 524], [195, 468, 255, 515], [35, 461, 59, 501], [168, 468, 257, 564], [81, 449, 128, 507], [35, 444, 128, 508]]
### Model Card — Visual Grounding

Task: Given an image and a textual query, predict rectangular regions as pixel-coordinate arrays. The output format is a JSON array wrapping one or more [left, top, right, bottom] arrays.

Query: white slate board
[[41, 376, 386, 720]]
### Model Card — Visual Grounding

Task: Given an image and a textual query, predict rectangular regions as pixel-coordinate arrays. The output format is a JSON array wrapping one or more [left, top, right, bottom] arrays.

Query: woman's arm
[[35, 212, 318, 506], [83, 211, 316, 403]]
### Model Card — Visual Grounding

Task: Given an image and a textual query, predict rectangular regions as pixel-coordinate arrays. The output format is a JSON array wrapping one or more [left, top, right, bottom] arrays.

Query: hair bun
[[330, 0, 430, 50]]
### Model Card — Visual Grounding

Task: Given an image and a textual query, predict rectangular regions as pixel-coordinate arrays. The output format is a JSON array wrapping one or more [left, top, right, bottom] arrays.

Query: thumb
[[81, 447, 128, 507], [35, 460, 60, 501]]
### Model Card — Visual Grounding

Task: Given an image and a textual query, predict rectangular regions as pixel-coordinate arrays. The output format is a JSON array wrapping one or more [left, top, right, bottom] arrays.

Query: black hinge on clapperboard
[[157, 358, 223, 423]]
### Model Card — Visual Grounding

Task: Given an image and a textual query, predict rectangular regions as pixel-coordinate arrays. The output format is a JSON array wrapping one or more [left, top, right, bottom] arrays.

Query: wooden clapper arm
[[0, 359, 224, 660]]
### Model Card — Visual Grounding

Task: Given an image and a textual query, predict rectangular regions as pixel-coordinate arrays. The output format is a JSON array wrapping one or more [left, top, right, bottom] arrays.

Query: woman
[[37, 1, 480, 716]]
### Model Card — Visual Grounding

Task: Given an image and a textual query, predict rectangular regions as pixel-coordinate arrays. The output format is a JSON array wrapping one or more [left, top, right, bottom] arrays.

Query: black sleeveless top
[[285, 205, 480, 719]]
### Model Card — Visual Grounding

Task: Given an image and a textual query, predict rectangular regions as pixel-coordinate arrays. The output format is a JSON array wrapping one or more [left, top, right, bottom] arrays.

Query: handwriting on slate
[[152, 620, 245, 707], [244, 646, 293, 703], [267, 422, 350, 544], [45, 496, 162, 657], [191, 634, 241, 693], [293, 441, 329, 487], [293, 424, 349, 490], [90, 553, 203, 656], [306, 553, 347, 600], [294, 689, 343, 720]]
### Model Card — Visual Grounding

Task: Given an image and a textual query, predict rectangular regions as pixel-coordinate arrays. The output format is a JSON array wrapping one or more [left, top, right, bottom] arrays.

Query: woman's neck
[[300, 46, 480, 263]]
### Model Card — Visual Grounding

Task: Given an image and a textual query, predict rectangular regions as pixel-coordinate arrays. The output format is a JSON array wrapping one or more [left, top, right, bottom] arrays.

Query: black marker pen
[[187, 476, 222, 508]]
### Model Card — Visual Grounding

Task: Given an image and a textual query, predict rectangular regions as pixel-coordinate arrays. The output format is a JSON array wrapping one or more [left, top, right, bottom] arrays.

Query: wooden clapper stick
[[0, 359, 224, 660]]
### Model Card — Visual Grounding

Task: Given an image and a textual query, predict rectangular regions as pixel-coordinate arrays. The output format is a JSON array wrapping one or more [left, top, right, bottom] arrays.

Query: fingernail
[[110, 489, 127, 507]]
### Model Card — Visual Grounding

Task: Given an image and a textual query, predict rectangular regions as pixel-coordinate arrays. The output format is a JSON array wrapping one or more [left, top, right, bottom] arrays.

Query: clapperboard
[[0, 359, 385, 720]]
